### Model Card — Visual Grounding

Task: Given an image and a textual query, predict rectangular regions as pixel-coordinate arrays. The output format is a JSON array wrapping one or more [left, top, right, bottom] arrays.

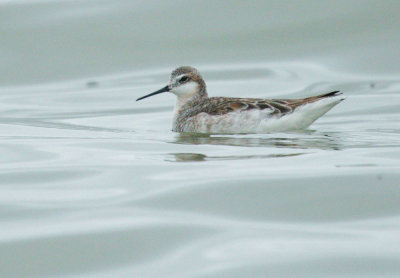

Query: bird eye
[[179, 76, 189, 83]]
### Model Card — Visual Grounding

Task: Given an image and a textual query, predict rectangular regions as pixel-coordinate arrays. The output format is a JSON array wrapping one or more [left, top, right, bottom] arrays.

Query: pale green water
[[1, 1, 400, 277]]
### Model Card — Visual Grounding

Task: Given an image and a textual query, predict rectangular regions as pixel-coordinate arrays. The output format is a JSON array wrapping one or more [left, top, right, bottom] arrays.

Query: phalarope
[[137, 66, 345, 134]]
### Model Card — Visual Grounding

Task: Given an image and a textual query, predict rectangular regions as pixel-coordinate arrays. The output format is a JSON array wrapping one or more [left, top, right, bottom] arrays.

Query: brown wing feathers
[[205, 91, 341, 116]]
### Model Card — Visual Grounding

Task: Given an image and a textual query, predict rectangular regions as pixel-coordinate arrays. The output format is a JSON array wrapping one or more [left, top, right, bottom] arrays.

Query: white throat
[[171, 81, 199, 110]]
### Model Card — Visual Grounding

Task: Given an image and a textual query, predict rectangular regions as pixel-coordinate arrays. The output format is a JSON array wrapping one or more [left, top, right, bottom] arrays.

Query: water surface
[[1, 1, 400, 277]]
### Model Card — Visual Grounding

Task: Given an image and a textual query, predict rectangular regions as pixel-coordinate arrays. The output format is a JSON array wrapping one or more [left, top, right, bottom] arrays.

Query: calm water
[[1, 1, 400, 277]]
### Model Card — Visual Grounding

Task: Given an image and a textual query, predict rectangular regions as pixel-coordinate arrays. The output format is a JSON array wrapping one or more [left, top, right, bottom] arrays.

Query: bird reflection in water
[[171, 130, 343, 149], [167, 131, 343, 162]]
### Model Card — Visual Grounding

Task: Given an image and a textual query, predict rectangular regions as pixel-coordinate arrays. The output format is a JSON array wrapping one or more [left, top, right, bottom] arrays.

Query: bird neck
[[175, 86, 208, 112]]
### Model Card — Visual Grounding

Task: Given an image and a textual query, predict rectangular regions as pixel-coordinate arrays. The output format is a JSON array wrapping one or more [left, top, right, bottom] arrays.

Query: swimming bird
[[136, 66, 344, 134]]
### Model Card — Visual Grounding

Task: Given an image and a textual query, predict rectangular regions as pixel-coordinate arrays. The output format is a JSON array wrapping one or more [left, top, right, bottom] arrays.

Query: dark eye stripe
[[179, 76, 189, 82]]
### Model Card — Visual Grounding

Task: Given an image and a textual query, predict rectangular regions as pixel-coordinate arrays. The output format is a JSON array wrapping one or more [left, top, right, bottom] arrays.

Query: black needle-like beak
[[136, 85, 170, 101]]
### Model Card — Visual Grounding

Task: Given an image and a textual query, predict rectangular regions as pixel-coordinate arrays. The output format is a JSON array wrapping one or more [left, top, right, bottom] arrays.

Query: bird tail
[[304, 91, 345, 102]]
